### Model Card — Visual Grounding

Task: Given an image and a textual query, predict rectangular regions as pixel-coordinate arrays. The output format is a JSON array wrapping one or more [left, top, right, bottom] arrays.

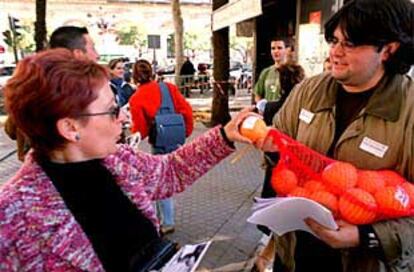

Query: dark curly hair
[[324, 0, 414, 74], [278, 64, 305, 96], [262, 63, 305, 125]]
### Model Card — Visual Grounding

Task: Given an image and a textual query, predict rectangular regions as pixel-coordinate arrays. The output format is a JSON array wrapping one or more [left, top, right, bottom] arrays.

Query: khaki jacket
[[273, 72, 414, 272]]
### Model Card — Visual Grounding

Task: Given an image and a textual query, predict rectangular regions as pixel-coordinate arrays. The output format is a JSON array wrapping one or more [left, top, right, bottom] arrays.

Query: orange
[[271, 168, 298, 196], [310, 191, 338, 215], [339, 188, 377, 224], [379, 170, 405, 186], [375, 186, 410, 217], [239, 116, 268, 143], [322, 162, 358, 195], [288, 187, 311, 198], [400, 183, 414, 208], [303, 180, 327, 193], [356, 170, 385, 194]]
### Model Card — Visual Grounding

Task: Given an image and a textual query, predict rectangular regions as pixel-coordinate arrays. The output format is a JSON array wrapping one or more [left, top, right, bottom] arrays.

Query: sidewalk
[[0, 89, 266, 271], [188, 90, 253, 112], [140, 122, 265, 271]]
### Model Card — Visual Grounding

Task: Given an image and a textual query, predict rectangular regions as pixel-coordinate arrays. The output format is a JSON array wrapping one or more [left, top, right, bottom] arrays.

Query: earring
[[75, 133, 80, 141]]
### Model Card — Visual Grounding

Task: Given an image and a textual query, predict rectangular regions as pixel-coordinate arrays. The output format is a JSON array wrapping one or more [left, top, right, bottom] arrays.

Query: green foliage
[[230, 35, 252, 51], [183, 31, 211, 51], [17, 24, 35, 53], [116, 25, 147, 48], [230, 34, 253, 62], [2, 21, 35, 54], [183, 32, 197, 50], [2, 30, 12, 46]]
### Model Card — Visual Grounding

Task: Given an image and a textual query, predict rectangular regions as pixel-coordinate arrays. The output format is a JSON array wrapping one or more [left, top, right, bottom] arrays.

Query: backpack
[[151, 82, 186, 154]]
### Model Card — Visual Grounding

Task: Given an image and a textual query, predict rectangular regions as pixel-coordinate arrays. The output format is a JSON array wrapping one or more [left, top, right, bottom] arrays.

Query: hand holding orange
[[239, 116, 269, 143]]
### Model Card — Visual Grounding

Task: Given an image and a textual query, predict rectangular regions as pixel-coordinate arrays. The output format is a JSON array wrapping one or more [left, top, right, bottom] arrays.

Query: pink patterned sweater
[[0, 127, 233, 271]]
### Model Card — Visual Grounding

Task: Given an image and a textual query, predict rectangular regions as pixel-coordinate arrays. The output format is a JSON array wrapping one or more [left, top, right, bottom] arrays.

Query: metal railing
[[157, 74, 252, 97]]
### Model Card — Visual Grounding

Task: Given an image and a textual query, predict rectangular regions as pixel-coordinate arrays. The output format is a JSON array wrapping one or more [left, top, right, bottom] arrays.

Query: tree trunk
[[172, 0, 184, 86], [35, 0, 47, 52], [211, 0, 231, 126]]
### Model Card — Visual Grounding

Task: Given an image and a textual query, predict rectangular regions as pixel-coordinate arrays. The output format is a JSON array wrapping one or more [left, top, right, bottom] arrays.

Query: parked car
[[230, 63, 252, 90], [0, 64, 15, 90], [230, 60, 243, 71], [0, 64, 15, 114], [156, 64, 175, 75]]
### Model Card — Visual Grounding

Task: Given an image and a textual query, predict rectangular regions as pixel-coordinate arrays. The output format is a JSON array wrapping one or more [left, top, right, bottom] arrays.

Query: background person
[[197, 63, 210, 94], [129, 59, 194, 234], [267, 0, 414, 271], [253, 63, 305, 272], [179, 57, 196, 98], [49, 25, 99, 61], [0, 48, 257, 271], [254, 37, 290, 103], [108, 58, 135, 107]]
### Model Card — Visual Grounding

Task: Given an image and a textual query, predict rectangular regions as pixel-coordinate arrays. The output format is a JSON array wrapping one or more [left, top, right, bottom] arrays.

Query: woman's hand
[[305, 218, 360, 248], [253, 134, 279, 152], [223, 107, 280, 152], [223, 107, 259, 144]]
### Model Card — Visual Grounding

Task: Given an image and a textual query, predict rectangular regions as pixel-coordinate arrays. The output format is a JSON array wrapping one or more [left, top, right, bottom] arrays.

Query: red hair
[[4, 48, 109, 158]]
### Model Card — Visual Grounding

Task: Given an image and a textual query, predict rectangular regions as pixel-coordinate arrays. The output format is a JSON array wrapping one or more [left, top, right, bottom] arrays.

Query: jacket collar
[[310, 73, 403, 122], [21, 154, 103, 271]]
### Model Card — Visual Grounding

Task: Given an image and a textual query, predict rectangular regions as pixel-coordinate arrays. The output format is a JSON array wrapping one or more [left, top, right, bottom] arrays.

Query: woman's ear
[[56, 118, 80, 142], [381, 42, 400, 61]]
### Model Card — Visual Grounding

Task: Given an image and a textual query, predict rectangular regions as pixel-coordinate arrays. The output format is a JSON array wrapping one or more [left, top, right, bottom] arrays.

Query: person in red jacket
[[129, 59, 193, 139], [129, 59, 194, 234]]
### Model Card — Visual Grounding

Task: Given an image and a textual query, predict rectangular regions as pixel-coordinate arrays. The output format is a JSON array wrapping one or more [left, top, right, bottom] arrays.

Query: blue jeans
[[156, 198, 175, 226], [151, 146, 175, 227]]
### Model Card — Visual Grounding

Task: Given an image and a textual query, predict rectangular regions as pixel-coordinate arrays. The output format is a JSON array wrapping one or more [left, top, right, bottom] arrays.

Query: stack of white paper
[[247, 197, 338, 237]]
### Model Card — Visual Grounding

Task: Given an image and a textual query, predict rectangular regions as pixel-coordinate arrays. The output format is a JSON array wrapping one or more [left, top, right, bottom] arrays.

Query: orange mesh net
[[267, 128, 414, 224]]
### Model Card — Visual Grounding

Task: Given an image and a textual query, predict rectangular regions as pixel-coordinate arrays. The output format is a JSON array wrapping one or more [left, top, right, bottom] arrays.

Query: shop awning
[[212, 0, 262, 31]]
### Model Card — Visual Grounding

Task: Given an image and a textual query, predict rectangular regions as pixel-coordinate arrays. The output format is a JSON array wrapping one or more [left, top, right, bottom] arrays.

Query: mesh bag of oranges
[[266, 128, 414, 225], [238, 116, 414, 225]]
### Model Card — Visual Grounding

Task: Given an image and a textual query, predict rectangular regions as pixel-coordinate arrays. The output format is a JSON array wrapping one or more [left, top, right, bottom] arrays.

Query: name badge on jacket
[[299, 108, 314, 124], [359, 137, 388, 158]]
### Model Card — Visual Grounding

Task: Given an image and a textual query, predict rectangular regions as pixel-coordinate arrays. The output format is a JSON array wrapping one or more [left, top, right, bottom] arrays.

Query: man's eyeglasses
[[326, 37, 356, 52], [77, 105, 121, 119]]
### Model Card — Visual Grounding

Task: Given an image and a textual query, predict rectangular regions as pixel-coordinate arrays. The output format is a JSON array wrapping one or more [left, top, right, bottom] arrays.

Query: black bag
[[151, 83, 186, 154], [130, 239, 179, 272]]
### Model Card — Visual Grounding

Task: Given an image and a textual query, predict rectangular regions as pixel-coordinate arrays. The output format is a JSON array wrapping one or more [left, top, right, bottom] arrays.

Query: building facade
[[0, 0, 212, 65]]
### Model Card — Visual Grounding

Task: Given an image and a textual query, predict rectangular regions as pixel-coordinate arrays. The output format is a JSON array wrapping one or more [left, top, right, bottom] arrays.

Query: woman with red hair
[[0, 48, 255, 271]]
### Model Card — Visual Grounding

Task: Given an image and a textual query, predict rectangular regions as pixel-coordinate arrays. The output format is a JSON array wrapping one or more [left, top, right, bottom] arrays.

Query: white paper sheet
[[248, 197, 338, 237]]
